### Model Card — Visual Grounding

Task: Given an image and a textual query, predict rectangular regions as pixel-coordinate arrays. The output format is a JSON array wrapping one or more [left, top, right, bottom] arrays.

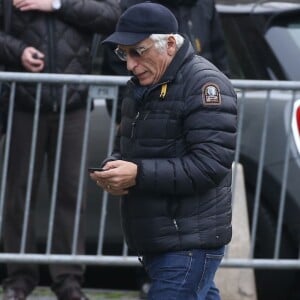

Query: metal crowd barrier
[[0, 72, 300, 270]]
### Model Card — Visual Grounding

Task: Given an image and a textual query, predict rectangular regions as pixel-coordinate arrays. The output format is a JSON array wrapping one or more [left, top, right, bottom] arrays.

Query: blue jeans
[[142, 247, 225, 300]]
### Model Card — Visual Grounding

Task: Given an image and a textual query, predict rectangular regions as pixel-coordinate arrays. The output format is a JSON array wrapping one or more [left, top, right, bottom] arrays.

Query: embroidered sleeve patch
[[202, 83, 221, 105]]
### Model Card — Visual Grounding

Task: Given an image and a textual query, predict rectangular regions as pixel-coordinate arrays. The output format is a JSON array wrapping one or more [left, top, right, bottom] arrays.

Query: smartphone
[[88, 167, 105, 173]]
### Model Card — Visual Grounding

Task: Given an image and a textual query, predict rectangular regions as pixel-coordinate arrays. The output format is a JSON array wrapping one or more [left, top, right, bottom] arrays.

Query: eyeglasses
[[114, 44, 153, 61]]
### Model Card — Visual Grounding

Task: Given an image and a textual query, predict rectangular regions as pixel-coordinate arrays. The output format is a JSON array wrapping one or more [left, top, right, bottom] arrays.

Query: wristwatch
[[52, 0, 62, 10]]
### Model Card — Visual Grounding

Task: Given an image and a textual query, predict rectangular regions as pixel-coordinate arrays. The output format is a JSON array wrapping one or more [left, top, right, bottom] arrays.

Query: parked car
[[217, 1, 300, 299]]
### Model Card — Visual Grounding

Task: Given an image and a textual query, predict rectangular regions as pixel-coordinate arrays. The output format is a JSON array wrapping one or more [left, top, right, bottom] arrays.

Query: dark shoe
[[56, 287, 89, 300], [2, 288, 26, 300]]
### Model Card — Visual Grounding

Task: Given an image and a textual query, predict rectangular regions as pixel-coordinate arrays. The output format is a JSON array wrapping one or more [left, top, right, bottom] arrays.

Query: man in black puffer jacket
[[0, 0, 120, 299], [91, 3, 237, 299]]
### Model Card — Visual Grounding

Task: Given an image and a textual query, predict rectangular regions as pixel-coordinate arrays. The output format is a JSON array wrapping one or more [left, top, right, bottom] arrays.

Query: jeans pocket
[[197, 252, 224, 292], [145, 251, 193, 283]]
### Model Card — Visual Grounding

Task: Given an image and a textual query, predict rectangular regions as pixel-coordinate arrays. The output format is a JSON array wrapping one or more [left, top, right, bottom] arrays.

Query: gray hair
[[149, 34, 184, 53]]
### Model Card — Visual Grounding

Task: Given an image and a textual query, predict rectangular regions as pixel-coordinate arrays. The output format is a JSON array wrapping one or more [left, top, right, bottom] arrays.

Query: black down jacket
[[108, 39, 237, 255], [0, 0, 120, 112]]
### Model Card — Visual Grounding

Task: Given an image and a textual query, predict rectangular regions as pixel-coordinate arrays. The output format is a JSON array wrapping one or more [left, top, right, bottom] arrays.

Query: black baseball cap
[[102, 2, 178, 45]]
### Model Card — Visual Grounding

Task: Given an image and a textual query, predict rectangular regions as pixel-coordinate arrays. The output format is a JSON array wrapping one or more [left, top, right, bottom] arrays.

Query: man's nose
[[126, 55, 138, 71]]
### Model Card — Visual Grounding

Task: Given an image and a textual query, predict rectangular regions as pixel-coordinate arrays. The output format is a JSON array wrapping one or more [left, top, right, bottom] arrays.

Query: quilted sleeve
[[56, 0, 121, 35]]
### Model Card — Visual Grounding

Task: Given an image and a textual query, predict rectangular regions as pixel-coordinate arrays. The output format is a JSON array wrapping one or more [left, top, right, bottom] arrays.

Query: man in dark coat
[[91, 3, 237, 299], [0, 0, 120, 299]]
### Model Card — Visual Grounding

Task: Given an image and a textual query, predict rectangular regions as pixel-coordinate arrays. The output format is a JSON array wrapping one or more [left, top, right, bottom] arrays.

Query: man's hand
[[90, 160, 138, 196], [13, 0, 53, 12], [21, 47, 45, 72]]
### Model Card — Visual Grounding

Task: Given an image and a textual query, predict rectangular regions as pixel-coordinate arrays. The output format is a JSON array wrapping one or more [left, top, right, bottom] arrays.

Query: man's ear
[[167, 35, 177, 56]]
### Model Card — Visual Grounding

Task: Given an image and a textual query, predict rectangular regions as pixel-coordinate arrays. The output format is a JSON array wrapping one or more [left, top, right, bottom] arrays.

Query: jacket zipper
[[129, 80, 170, 139], [173, 218, 179, 231], [130, 112, 140, 139]]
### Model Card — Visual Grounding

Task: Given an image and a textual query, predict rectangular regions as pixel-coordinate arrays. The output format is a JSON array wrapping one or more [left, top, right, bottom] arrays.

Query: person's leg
[[47, 109, 88, 298], [143, 247, 224, 300], [203, 281, 221, 300], [2, 111, 48, 296], [196, 248, 224, 300]]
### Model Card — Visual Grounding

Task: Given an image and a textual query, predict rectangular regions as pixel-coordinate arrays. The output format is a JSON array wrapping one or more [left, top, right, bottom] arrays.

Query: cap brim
[[102, 32, 150, 45]]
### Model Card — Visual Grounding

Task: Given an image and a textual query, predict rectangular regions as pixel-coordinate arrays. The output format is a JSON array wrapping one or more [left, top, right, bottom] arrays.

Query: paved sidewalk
[[0, 287, 140, 300]]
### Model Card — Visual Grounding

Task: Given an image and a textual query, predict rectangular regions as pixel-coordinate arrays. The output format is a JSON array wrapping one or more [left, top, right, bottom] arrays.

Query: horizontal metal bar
[[221, 259, 300, 269], [0, 254, 139, 266], [0, 254, 298, 269], [0, 72, 130, 85], [1, 72, 300, 90]]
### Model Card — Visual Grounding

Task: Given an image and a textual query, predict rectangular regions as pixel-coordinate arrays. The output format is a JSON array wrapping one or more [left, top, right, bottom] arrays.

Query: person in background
[[101, 0, 230, 124], [101, 0, 231, 296], [91, 2, 237, 300], [0, 0, 120, 299]]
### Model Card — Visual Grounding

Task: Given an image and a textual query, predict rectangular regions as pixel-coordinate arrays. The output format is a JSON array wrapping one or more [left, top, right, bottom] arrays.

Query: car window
[[265, 17, 300, 80], [220, 11, 287, 80]]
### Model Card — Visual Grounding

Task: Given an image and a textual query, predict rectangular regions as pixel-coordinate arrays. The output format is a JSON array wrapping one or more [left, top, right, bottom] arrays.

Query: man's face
[[115, 37, 176, 86]]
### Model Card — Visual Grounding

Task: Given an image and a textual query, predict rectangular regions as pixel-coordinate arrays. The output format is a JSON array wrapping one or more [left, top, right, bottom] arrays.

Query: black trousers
[[2, 109, 88, 290]]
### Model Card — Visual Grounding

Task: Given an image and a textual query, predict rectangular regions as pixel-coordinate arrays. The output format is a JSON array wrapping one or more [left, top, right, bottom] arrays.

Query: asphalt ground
[[0, 287, 141, 300]]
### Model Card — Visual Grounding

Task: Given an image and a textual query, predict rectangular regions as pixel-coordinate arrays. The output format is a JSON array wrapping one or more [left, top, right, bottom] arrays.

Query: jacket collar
[[160, 37, 195, 83]]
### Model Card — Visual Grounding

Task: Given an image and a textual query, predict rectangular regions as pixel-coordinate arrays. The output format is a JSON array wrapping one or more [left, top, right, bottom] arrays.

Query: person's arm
[[12, 0, 121, 35], [0, 29, 43, 71], [209, 0, 231, 77], [0, 32, 27, 66], [55, 0, 121, 35]]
